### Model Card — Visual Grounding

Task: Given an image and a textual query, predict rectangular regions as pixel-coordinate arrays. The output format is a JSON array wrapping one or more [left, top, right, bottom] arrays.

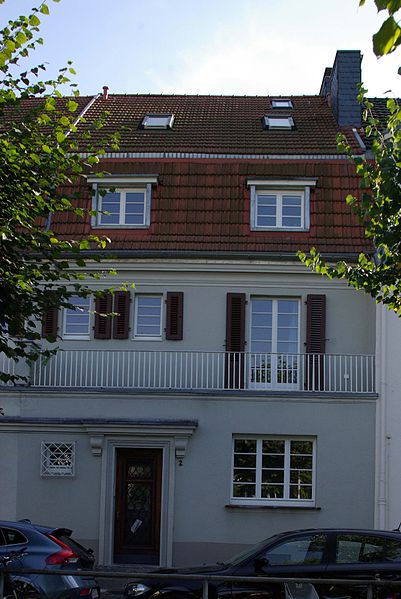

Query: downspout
[[375, 304, 389, 529], [45, 92, 101, 231]]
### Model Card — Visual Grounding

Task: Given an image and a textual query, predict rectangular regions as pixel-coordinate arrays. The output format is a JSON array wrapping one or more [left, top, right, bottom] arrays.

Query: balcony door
[[114, 448, 162, 564], [249, 298, 300, 389]]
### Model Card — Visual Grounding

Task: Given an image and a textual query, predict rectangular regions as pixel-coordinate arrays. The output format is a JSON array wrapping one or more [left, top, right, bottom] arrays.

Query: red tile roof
[[75, 94, 362, 155], [54, 159, 371, 257]]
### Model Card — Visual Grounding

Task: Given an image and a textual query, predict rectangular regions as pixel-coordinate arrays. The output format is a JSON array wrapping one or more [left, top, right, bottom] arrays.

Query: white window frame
[[41, 442, 75, 477], [271, 99, 293, 109], [249, 297, 300, 390], [133, 294, 163, 340], [88, 175, 158, 229], [263, 115, 294, 129], [231, 436, 316, 507], [62, 295, 91, 340], [142, 114, 174, 129], [248, 179, 316, 231]]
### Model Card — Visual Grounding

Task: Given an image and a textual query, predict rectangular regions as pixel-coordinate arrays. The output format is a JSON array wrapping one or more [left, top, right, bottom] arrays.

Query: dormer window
[[142, 114, 174, 129], [263, 116, 294, 130], [88, 175, 158, 229], [248, 179, 317, 231], [271, 99, 293, 109]]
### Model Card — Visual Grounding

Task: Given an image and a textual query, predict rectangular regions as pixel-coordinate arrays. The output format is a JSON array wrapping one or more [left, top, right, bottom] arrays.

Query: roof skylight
[[142, 114, 174, 129], [263, 116, 295, 130], [271, 99, 293, 109]]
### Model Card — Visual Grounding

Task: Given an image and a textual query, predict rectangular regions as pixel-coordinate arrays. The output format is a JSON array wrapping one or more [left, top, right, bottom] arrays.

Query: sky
[[1, 0, 401, 98]]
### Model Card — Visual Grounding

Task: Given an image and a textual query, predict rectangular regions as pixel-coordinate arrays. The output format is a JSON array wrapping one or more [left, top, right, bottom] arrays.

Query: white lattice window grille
[[231, 436, 316, 506], [41, 442, 75, 477]]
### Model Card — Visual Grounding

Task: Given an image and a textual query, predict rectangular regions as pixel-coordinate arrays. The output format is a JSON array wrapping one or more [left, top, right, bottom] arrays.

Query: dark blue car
[[124, 528, 401, 599]]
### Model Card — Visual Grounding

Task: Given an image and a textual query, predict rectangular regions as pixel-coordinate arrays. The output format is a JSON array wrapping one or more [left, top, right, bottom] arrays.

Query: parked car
[[0, 519, 100, 599], [124, 528, 401, 599]]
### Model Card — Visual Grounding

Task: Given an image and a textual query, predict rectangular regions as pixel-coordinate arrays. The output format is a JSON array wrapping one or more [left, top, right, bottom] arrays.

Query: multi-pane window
[[97, 187, 151, 227], [63, 295, 91, 339], [250, 298, 299, 388], [248, 179, 316, 231], [254, 190, 304, 229], [232, 437, 315, 506], [134, 295, 162, 338], [41, 442, 75, 477]]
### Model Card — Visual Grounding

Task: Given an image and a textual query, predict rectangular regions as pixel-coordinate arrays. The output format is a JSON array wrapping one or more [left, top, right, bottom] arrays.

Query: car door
[[325, 532, 401, 599], [230, 532, 330, 599]]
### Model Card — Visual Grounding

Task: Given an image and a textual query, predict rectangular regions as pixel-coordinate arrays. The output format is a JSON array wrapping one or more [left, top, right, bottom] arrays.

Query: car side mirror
[[254, 557, 269, 573]]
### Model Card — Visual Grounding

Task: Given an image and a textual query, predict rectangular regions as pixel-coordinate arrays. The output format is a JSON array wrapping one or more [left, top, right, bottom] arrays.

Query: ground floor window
[[231, 436, 315, 506], [41, 441, 75, 477]]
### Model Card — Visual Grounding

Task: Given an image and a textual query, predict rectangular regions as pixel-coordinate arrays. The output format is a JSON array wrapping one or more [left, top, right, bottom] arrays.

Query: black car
[[124, 528, 401, 599], [0, 519, 100, 599]]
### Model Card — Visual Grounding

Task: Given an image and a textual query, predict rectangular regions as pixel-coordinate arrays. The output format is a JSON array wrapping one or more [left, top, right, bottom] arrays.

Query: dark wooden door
[[114, 448, 162, 564]]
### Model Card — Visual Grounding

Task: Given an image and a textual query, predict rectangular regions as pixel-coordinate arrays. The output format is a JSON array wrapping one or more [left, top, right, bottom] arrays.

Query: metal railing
[[1, 350, 375, 393], [0, 566, 399, 599]]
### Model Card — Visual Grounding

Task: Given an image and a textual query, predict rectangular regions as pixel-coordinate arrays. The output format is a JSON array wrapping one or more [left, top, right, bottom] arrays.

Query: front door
[[114, 448, 162, 564]]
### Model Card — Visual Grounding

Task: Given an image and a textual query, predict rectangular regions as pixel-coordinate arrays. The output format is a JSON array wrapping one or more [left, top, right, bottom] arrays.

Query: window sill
[[226, 504, 321, 511], [93, 225, 150, 230], [250, 227, 309, 232]]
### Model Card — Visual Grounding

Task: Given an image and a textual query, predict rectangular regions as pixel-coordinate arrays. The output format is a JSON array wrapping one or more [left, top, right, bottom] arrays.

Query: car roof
[[273, 528, 401, 539], [0, 519, 72, 536]]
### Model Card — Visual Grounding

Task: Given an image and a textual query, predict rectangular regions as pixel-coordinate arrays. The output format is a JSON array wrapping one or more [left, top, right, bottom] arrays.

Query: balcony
[[1, 350, 376, 394]]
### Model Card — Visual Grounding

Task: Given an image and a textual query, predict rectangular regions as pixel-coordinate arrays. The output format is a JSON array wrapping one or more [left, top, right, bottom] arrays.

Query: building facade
[[0, 51, 379, 566]]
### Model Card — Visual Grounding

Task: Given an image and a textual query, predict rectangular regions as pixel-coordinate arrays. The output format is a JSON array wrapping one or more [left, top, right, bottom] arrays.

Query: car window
[[0, 528, 28, 546], [56, 534, 92, 559], [384, 539, 401, 562], [336, 534, 386, 564], [262, 533, 327, 566]]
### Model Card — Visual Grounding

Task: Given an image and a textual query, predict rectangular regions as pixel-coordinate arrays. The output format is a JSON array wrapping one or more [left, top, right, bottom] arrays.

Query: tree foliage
[[0, 0, 121, 382], [299, 0, 401, 314]]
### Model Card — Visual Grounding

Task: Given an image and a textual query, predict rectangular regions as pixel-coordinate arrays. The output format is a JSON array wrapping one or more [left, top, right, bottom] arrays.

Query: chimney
[[102, 85, 109, 100], [319, 50, 362, 127]]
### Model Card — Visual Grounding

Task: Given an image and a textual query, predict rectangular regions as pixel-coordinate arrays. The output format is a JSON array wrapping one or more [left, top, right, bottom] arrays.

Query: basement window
[[272, 99, 293, 109], [263, 116, 294, 130], [142, 114, 174, 129]]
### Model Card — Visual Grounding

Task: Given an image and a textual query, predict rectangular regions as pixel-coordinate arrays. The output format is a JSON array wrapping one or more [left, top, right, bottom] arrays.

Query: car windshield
[[222, 535, 279, 567]]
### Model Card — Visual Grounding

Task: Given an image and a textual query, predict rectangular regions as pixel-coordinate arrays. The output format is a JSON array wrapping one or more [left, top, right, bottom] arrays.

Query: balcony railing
[[0, 350, 374, 393]]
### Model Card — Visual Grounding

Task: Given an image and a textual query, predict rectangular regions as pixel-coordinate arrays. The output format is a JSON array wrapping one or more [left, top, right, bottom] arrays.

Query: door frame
[[98, 436, 176, 567]]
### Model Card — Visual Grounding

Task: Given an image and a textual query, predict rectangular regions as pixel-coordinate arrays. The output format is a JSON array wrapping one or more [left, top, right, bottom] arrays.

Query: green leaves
[[360, 0, 401, 56], [373, 15, 401, 55], [0, 0, 123, 383], [301, 92, 401, 313]]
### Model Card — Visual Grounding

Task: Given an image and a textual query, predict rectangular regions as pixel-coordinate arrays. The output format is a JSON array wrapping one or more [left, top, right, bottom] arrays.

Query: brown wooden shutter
[[113, 291, 130, 339], [94, 293, 113, 339], [41, 307, 58, 338], [305, 294, 326, 391], [166, 292, 184, 340], [225, 293, 246, 389], [306, 294, 326, 353]]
